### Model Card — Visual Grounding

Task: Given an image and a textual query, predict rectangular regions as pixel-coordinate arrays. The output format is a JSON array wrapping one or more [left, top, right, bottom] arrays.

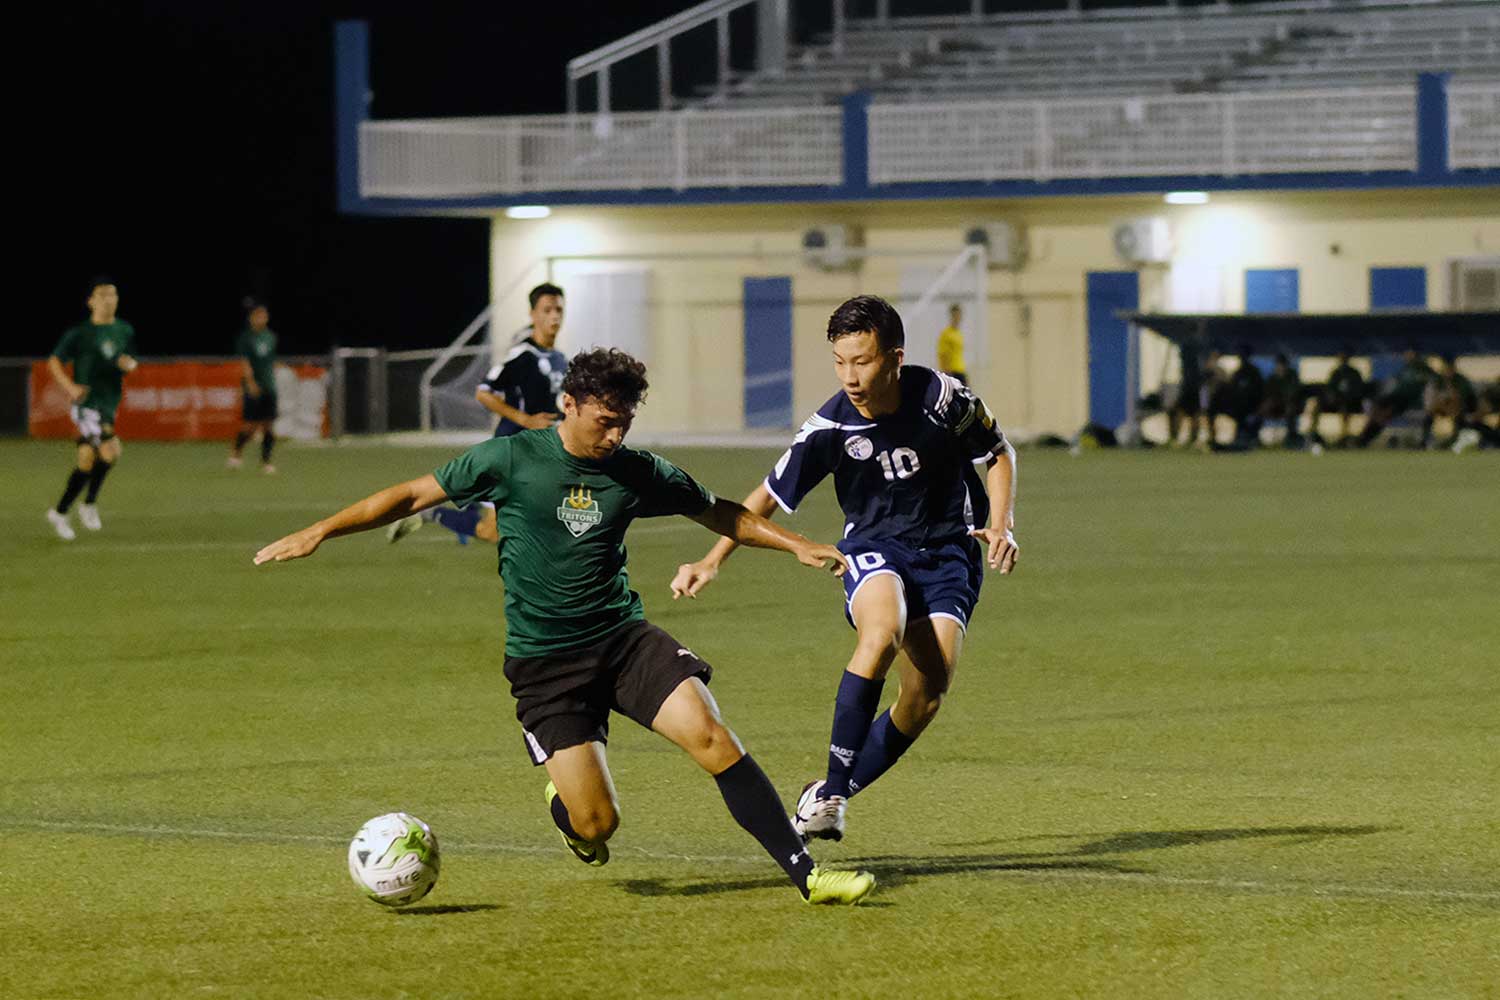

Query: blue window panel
[[1245, 269, 1299, 314], [1086, 271, 1140, 429], [743, 277, 794, 429]]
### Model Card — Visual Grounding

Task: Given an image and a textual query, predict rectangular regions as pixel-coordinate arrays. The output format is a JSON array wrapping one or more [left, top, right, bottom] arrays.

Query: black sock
[[549, 794, 582, 840], [85, 460, 113, 503], [56, 469, 90, 513], [233, 429, 252, 454], [714, 754, 815, 897], [261, 430, 276, 464], [823, 671, 884, 798]]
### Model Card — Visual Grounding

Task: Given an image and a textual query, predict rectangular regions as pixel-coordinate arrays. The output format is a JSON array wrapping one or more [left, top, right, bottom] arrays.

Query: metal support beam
[[657, 41, 672, 109], [717, 13, 731, 96]]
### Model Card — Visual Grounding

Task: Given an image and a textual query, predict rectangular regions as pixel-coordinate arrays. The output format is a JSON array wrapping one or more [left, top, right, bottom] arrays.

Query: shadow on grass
[[392, 903, 504, 916], [616, 824, 1391, 899]]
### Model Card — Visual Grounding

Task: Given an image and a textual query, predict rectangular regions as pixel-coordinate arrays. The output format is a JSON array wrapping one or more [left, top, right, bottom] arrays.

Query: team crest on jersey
[[556, 486, 603, 537], [844, 435, 873, 460], [100, 340, 117, 359]]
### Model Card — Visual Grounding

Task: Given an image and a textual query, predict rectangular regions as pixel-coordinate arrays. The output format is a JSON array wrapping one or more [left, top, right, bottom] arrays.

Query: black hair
[[827, 295, 905, 352], [243, 296, 268, 314], [529, 283, 565, 309], [561, 348, 648, 412], [1237, 343, 1254, 359], [1338, 344, 1354, 357], [1275, 353, 1290, 365], [88, 275, 116, 295]]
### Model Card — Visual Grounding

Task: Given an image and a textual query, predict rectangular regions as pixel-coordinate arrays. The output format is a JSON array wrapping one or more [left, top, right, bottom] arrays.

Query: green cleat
[[804, 866, 876, 905], [543, 781, 609, 867]]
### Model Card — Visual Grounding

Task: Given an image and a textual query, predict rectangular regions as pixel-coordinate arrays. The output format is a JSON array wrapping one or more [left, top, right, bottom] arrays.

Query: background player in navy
[[477, 282, 568, 437], [672, 295, 1018, 842], [388, 282, 568, 546]]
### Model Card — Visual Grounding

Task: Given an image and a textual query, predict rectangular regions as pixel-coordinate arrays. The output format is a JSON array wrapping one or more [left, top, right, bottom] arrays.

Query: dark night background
[[29, 0, 1227, 359]]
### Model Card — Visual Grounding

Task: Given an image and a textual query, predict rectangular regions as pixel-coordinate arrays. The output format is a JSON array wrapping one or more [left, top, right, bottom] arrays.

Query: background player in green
[[45, 277, 138, 541], [227, 298, 281, 473], [254, 348, 876, 906]]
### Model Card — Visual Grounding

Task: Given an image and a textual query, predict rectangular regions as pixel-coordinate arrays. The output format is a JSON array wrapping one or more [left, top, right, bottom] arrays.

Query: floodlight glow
[[505, 205, 552, 219], [1164, 191, 1210, 205]]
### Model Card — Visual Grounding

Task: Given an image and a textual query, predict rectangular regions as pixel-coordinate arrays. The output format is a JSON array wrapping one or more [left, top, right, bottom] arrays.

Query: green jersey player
[[45, 277, 138, 541], [255, 348, 875, 906], [228, 299, 281, 473]]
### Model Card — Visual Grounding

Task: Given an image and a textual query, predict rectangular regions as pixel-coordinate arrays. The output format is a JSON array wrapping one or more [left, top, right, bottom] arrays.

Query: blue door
[[743, 277, 794, 429], [1369, 267, 1426, 380], [1086, 271, 1140, 429], [1245, 269, 1299, 313]]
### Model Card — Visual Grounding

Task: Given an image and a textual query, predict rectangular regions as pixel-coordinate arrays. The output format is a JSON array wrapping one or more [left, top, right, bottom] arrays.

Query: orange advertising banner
[[29, 362, 328, 441]]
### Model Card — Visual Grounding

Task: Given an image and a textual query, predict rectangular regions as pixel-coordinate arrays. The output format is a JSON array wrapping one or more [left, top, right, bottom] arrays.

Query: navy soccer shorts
[[836, 535, 984, 633]]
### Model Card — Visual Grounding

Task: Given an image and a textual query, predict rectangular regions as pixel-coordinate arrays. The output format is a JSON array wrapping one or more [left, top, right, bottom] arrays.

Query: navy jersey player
[[672, 294, 1018, 842], [478, 282, 568, 437]]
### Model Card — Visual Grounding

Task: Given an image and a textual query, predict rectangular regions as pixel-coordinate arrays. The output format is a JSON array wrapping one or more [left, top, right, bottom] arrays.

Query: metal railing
[[360, 106, 843, 198], [1448, 78, 1500, 170], [566, 0, 782, 112], [866, 86, 1418, 183]]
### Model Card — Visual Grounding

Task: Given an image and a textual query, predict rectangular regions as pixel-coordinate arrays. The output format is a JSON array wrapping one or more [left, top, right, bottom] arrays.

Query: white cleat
[[1452, 428, 1480, 455], [386, 513, 424, 544], [793, 780, 847, 843], [46, 509, 76, 541], [226, 455, 243, 469], [261, 463, 277, 475], [77, 503, 102, 531]]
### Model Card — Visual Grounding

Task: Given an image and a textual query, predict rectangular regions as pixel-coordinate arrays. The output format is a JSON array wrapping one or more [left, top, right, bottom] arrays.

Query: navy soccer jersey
[[765, 366, 1008, 548], [480, 336, 567, 437]]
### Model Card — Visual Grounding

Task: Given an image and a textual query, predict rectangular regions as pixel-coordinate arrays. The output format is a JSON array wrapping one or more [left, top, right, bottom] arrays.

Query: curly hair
[[827, 294, 905, 352], [561, 348, 649, 412]]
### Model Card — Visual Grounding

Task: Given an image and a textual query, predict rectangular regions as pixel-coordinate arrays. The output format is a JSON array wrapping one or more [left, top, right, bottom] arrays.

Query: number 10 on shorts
[[845, 551, 887, 582]]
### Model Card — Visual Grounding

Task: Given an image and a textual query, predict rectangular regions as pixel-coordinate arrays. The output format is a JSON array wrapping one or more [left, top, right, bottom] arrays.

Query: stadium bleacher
[[694, 0, 1498, 107]]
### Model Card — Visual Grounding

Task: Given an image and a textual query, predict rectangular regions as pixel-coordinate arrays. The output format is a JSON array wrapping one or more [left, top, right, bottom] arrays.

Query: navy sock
[[848, 710, 916, 796], [433, 506, 481, 542], [56, 469, 90, 513], [260, 431, 276, 465], [714, 754, 815, 897], [232, 429, 252, 453], [549, 793, 582, 840], [822, 671, 885, 799], [85, 460, 113, 503]]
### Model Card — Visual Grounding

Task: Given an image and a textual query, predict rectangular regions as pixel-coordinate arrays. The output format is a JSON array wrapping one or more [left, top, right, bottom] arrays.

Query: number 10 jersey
[[764, 366, 1008, 548]]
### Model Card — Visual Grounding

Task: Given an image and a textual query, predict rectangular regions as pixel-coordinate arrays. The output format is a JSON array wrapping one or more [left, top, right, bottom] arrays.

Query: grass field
[[3, 438, 1498, 999]]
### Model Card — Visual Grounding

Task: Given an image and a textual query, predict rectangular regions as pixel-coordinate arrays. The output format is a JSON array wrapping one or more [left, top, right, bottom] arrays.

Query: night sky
[[30, 0, 1202, 359]]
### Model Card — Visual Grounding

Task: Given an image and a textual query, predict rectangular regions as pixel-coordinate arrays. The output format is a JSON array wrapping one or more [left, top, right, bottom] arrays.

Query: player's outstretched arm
[[673, 495, 844, 599], [969, 443, 1019, 574], [254, 474, 449, 565], [670, 484, 780, 598]]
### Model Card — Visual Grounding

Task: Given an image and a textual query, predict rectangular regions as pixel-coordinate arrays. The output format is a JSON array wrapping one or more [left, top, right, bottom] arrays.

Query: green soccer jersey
[[236, 328, 278, 394], [52, 320, 137, 422], [434, 427, 716, 657]]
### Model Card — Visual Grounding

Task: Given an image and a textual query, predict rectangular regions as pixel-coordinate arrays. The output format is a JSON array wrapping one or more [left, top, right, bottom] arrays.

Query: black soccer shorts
[[502, 620, 713, 765]]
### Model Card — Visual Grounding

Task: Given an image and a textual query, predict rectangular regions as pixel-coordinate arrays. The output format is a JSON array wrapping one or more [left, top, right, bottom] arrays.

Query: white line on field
[[9, 818, 1497, 903]]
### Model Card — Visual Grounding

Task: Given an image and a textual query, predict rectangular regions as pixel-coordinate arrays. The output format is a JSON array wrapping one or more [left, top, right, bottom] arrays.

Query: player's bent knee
[[686, 721, 743, 771], [571, 804, 620, 843]]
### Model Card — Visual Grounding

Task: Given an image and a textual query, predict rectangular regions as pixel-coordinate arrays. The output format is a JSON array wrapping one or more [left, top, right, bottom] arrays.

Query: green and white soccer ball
[[348, 812, 440, 907]]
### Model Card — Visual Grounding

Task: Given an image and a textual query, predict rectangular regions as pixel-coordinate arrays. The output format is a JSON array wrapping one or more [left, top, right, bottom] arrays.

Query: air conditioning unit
[[964, 221, 1028, 270], [802, 224, 863, 271], [1448, 256, 1500, 310], [1113, 217, 1174, 266]]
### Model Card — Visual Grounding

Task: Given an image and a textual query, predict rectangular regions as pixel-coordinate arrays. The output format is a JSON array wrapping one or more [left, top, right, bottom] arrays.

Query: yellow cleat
[[543, 781, 609, 867], [805, 866, 875, 905]]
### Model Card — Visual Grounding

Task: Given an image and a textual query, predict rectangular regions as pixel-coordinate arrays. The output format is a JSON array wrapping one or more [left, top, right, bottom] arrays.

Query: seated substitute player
[[1354, 347, 1434, 448], [388, 282, 568, 546], [256, 348, 875, 906], [671, 295, 1018, 843], [1258, 353, 1304, 448], [45, 277, 138, 541], [1306, 346, 1367, 448], [227, 298, 281, 474]]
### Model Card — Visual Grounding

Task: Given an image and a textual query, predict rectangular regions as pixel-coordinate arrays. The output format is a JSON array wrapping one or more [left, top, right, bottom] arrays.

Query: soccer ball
[[347, 812, 440, 907]]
